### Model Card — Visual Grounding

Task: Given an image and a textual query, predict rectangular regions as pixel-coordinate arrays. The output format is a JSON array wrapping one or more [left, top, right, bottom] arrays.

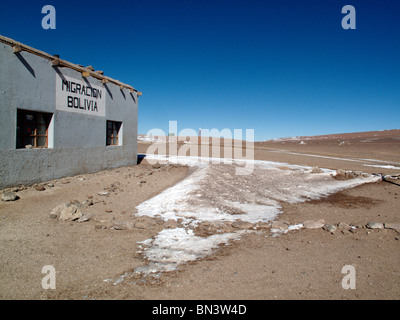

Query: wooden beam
[[137, 92, 142, 96], [1, 35, 140, 93], [51, 58, 60, 67], [12, 45, 22, 53]]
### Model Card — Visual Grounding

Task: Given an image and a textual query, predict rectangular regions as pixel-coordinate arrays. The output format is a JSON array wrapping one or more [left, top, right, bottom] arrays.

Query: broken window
[[16, 109, 52, 149]]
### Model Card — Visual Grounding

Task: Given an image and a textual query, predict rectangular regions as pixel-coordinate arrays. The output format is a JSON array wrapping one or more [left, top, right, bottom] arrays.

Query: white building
[[0, 35, 141, 188]]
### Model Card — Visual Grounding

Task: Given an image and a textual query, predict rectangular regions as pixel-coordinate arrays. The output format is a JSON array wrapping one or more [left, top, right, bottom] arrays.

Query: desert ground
[[0, 129, 399, 300]]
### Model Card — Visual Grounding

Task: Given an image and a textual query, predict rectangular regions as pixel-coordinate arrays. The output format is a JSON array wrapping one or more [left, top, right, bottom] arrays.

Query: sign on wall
[[56, 74, 106, 117]]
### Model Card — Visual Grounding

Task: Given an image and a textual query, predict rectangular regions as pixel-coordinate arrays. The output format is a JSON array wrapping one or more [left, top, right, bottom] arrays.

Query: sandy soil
[[0, 129, 399, 300]]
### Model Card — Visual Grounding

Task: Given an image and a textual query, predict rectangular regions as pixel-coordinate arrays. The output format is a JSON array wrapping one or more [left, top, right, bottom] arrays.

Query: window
[[106, 120, 122, 146], [16, 109, 52, 149]]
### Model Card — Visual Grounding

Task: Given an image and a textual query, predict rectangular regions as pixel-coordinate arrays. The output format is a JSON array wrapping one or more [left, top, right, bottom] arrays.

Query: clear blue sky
[[1, 0, 399, 141]]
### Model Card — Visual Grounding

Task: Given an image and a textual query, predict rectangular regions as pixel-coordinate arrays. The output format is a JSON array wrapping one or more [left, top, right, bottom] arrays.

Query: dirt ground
[[0, 129, 399, 300]]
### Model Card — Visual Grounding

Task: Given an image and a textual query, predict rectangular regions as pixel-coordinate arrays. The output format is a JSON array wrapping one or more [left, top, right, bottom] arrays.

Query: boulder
[[271, 220, 289, 230], [311, 166, 323, 174], [231, 220, 254, 229], [323, 224, 337, 233], [98, 190, 110, 196], [164, 219, 178, 229], [112, 220, 135, 230], [134, 216, 156, 229], [384, 223, 400, 233], [50, 203, 68, 219], [35, 185, 46, 191], [338, 222, 351, 230], [1, 191, 19, 202], [58, 204, 83, 221], [256, 222, 272, 230], [366, 222, 384, 229], [303, 219, 325, 229]]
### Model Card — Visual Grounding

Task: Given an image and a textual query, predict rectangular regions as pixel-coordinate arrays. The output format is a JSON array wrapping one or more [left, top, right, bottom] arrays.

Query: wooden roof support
[[0, 35, 139, 94], [12, 45, 22, 53], [51, 58, 60, 67]]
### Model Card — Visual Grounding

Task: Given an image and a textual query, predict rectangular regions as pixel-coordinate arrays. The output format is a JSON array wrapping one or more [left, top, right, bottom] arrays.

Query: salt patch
[[132, 154, 380, 277], [135, 228, 242, 276]]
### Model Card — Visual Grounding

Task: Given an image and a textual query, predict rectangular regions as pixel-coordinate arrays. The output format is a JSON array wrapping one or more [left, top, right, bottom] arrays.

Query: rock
[[323, 224, 337, 233], [112, 220, 135, 230], [384, 223, 400, 233], [303, 219, 325, 229], [311, 166, 323, 174], [349, 226, 358, 233], [134, 216, 156, 229], [338, 222, 351, 230], [83, 199, 94, 206], [77, 214, 91, 222], [58, 204, 83, 221], [134, 221, 148, 229], [164, 219, 178, 228], [231, 220, 254, 229], [271, 220, 289, 230], [92, 213, 115, 228], [35, 185, 46, 191], [257, 222, 272, 230], [69, 200, 82, 207], [98, 190, 110, 196], [335, 169, 346, 178], [366, 222, 384, 229], [51, 203, 83, 221], [1, 191, 19, 202], [50, 203, 69, 219]]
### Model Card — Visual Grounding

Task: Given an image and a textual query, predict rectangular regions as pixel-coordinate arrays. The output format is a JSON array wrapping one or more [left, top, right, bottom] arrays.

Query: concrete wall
[[0, 43, 138, 188]]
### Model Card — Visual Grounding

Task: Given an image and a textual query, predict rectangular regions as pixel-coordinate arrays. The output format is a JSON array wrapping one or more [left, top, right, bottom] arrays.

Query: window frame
[[16, 109, 52, 149], [106, 120, 122, 146]]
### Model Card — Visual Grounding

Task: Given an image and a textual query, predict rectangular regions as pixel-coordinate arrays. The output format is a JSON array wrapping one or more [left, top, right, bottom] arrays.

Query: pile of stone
[[266, 218, 400, 235], [334, 169, 371, 180]]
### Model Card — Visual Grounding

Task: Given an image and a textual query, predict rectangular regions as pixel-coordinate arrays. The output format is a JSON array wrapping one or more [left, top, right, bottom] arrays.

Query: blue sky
[[1, 0, 399, 141]]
